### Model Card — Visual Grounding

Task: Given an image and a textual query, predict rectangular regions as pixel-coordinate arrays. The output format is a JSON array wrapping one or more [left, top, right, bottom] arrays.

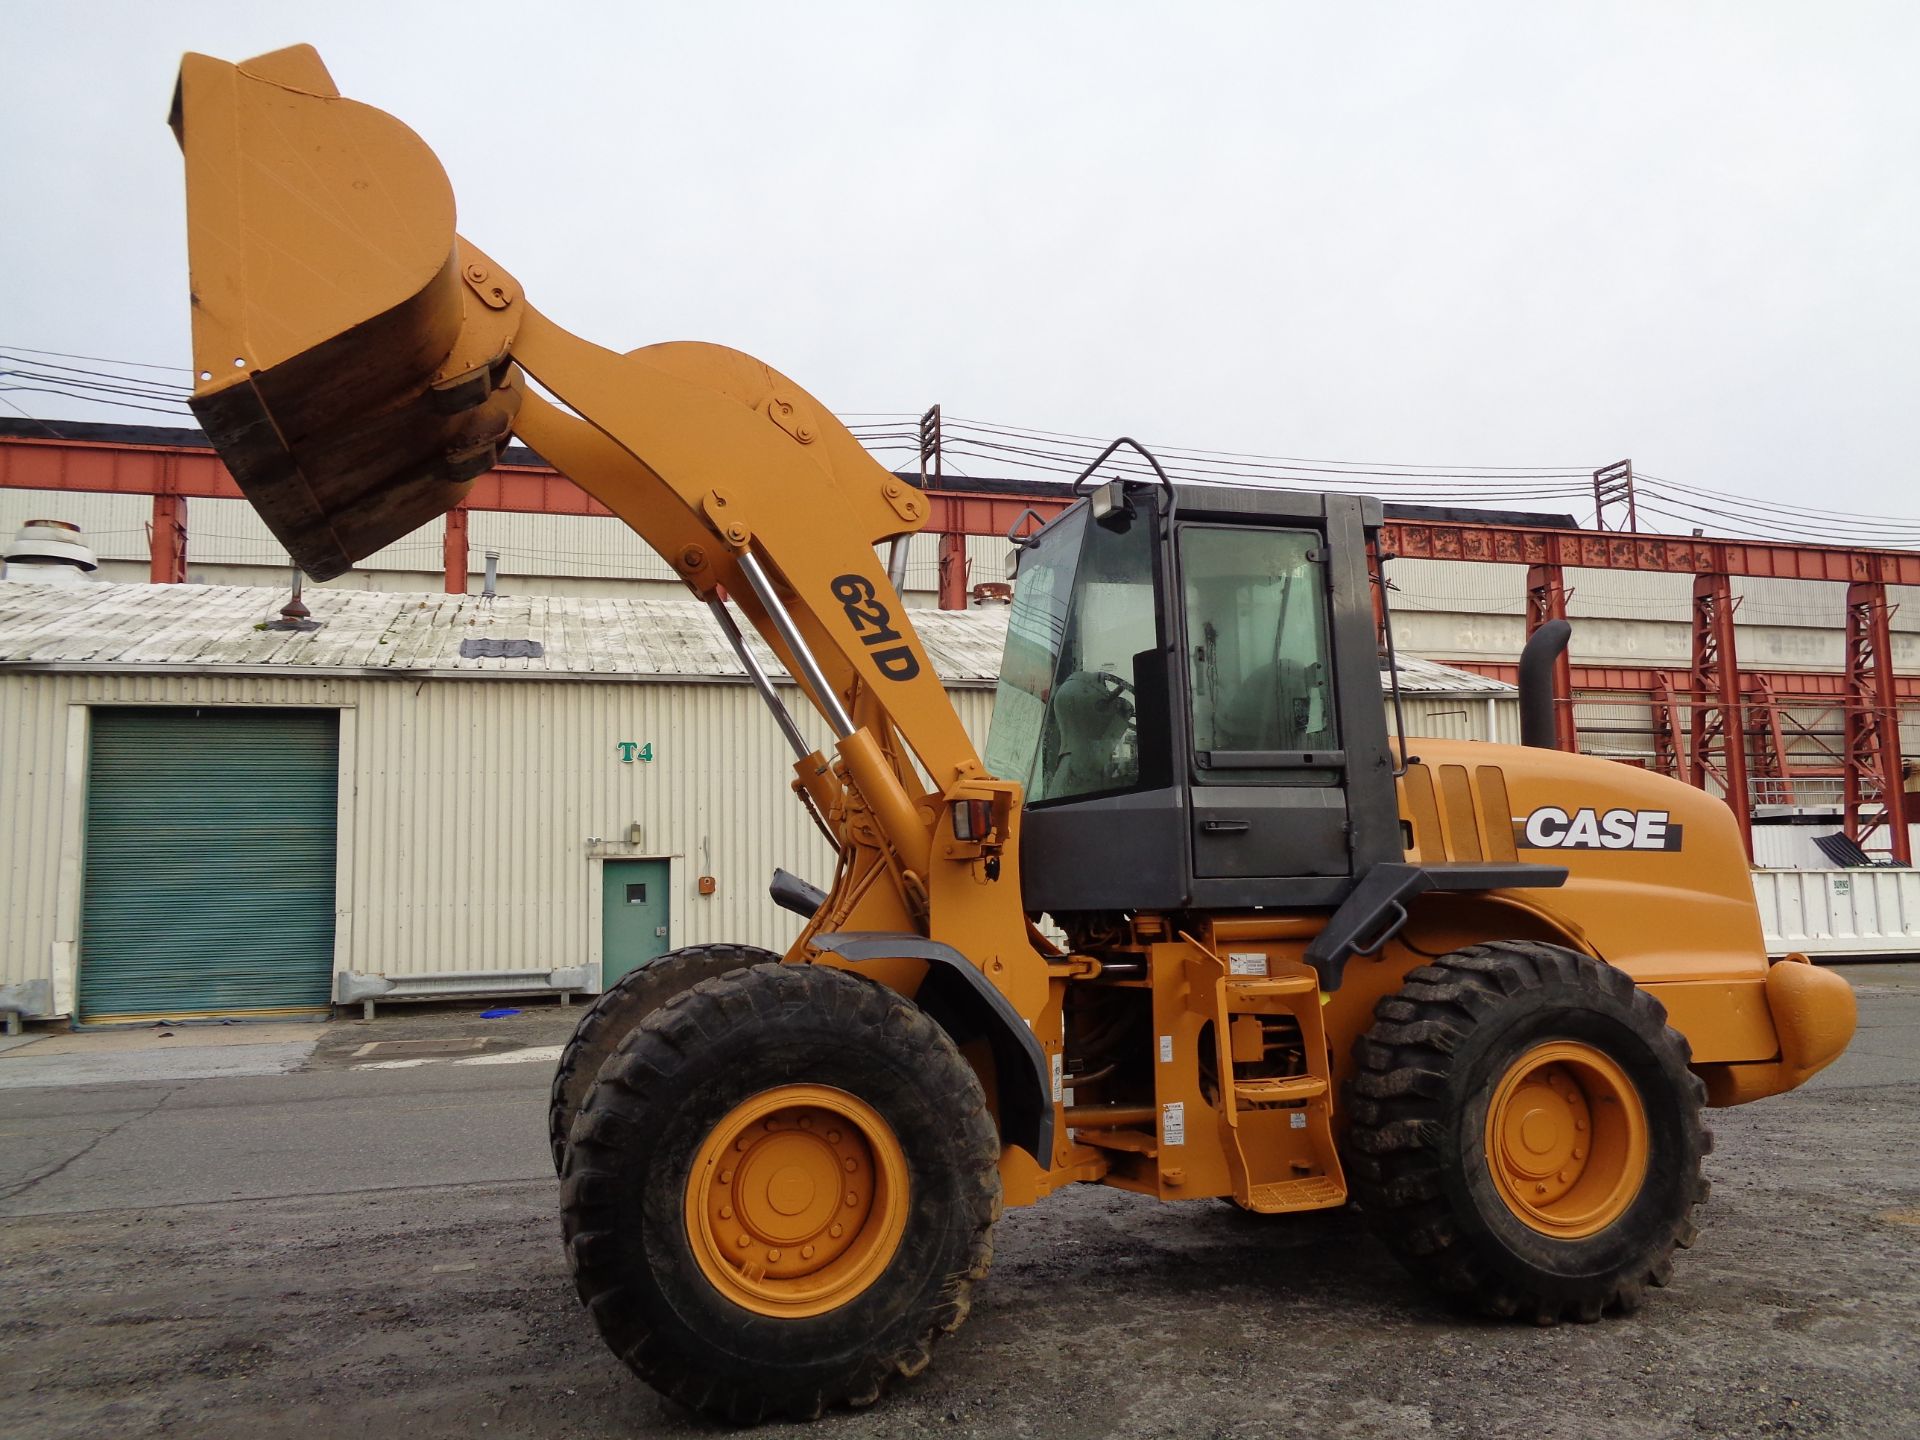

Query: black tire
[[561, 962, 1002, 1423], [1345, 940, 1711, 1324], [548, 944, 779, 1174]]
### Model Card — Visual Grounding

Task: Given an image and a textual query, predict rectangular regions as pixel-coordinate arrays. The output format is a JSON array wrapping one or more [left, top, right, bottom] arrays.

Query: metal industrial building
[[4, 417, 1915, 1027], [5, 420, 1915, 869], [0, 578, 1521, 1026]]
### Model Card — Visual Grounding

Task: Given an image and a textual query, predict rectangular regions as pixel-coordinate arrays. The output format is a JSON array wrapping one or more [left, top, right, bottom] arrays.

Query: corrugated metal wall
[[1752, 822, 1920, 871], [0, 669, 996, 1013], [1396, 694, 1521, 744]]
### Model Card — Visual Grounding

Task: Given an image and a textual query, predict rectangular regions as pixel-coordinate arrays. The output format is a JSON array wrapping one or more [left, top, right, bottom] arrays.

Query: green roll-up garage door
[[79, 707, 339, 1023]]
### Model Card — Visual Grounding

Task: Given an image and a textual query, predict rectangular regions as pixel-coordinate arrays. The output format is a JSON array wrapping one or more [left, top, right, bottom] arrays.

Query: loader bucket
[[171, 46, 519, 580]]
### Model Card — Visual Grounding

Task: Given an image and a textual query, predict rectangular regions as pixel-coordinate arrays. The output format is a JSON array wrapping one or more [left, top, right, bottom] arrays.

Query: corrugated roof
[[0, 580, 1512, 696], [1387, 654, 1516, 694], [0, 582, 1011, 685]]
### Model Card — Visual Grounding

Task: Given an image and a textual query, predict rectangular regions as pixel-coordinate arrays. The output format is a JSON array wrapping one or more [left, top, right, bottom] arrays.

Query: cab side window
[[1181, 526, 1338, 761]]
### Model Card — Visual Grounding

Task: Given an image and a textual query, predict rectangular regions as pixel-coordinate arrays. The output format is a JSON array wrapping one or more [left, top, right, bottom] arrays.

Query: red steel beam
[[3, 435, 240, 500], [9, 435, 1917, 580], [923, 490, 1069, 539], [443, 507, 469, 595], [1743, 675, 1793, 807], [1366, 538, 1387, 645], [149, 494, 187, 584], [0, 435, 1069, 539], [1378, 516, 1920, 585], [1690, 572, 1752, 854], [937, 533, 969, 611], [1456, 661, 1920, 703], [465, 465, 610, 517], [1649, 673, 1687, 780], [1843, 575, 1911, 862]]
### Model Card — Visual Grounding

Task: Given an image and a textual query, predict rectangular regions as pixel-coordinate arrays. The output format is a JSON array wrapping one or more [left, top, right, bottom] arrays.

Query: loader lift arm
[[171, 45, 1056, 1034]]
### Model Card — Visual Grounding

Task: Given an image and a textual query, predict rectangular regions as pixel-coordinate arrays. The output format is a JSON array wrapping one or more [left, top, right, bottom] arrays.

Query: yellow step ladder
[[1189, 941, 1348, 1213]]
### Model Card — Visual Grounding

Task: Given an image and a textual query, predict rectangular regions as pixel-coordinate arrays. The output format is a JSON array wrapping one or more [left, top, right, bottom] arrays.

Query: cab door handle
[[1201, 819, 1250, 834]]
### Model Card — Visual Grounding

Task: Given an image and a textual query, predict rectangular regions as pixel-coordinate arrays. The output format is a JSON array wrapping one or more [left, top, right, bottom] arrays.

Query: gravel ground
[[2, 971, 1915, 1440]]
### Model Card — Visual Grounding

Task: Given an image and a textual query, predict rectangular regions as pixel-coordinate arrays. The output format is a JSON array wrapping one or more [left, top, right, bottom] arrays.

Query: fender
[[1304, 861, 1569, 990], [810, 931, 1053, 1164]]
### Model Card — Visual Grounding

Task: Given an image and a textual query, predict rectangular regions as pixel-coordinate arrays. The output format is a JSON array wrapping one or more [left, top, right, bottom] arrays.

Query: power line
[[0, 344, 194, 374], [0, 387, 193, 418], [1637, 472, 1920, 534], [7, 347, 1918, 548], [0, 353, 190, 393], [942, 416, 1597, 480]]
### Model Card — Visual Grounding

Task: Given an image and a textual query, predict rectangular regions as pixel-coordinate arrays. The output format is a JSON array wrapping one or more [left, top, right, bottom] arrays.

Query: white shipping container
[[1752, 868, 1920, 959]]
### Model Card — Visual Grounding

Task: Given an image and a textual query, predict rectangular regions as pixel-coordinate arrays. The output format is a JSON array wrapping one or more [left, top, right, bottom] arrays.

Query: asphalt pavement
[[1, 967, 1915, 1439]]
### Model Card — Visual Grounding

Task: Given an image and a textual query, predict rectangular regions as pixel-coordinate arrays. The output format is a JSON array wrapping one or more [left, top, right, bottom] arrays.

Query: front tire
[[1345, 941, 1710, 1323], [561, 962, 1002, 1422]]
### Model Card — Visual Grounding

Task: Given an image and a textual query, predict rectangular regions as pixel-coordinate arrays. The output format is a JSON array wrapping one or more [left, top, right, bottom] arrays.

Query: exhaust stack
[[1518, 619, 1572, 750]]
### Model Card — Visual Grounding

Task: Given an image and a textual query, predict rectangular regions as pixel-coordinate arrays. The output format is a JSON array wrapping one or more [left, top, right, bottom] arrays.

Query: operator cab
[[985, 479, 1401, 916]]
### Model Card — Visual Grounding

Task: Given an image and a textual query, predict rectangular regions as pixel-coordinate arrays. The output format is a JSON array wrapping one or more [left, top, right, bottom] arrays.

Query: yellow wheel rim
[[684, 1084, 909, 1318], [1484, 1041, 1649, 1239]]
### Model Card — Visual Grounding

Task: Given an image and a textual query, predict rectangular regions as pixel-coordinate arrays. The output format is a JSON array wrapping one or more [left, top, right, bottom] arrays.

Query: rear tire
[[561, 962, 1002, 1422], [1345, 941, 1710, 1324], [548, 944, 778, 1174]]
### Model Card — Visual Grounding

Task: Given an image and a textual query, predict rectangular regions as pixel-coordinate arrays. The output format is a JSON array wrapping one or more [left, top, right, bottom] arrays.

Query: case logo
[[830, 574, 921, 681], [1517, 806, 1683, 852]]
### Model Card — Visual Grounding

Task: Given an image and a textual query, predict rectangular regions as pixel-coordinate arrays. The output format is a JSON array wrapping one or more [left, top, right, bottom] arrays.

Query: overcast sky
[[4, 2, 1916, 526]]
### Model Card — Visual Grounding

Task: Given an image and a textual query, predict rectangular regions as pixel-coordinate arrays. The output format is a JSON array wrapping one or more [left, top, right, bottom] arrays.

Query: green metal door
[[601, 859, 671, 987], [79, 707, 339, 1023]]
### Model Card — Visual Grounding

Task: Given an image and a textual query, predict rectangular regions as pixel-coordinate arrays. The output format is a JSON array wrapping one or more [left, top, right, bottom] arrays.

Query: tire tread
[[561, 962, 1001, 1423], [1344, 940, 1712, 1324], [547, 943, 779, 1172]]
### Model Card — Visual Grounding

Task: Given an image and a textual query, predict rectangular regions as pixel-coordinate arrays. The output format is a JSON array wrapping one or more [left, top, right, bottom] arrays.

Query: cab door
[[1179, 523, 1352, 885]]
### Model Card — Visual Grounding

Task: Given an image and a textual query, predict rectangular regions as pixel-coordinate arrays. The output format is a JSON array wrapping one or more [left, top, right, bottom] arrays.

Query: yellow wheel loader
[[170, 47, 1859, 1424]]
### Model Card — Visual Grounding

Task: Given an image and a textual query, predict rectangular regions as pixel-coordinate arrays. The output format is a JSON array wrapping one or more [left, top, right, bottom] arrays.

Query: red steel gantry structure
[[2, 425, 1913, 863]]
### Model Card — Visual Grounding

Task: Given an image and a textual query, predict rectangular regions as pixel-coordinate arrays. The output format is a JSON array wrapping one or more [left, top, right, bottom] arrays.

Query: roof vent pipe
[[1518, 619, 1572, 749], [483, 548, 499, 599], [2, 518, 99, 583], [265, 563, 321, 631]]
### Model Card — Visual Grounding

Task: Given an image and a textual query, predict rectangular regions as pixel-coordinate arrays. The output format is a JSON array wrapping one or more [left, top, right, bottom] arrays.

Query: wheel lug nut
[[846, 1192, 859, 1207], [843, 1157, 857, 1173], [1559, 1169, 1573, 1182], [828, 1130, 842, 1143], [1572, 1148, 1584, 1160], [799, 1116, 811, 1129], [719, 1205, 733, 1220], [802, 1245, 815, 1259], [1535, 1182, 1548, 1195], [768, 1249, 781, 1262], [720, 1169, 733, 1185], [736, 1235, 751, 1248], [830, 1223, 844, 1238]]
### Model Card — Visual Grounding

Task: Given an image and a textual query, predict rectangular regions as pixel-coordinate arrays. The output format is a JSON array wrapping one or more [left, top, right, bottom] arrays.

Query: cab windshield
[[984, 508, 1158, 803]]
